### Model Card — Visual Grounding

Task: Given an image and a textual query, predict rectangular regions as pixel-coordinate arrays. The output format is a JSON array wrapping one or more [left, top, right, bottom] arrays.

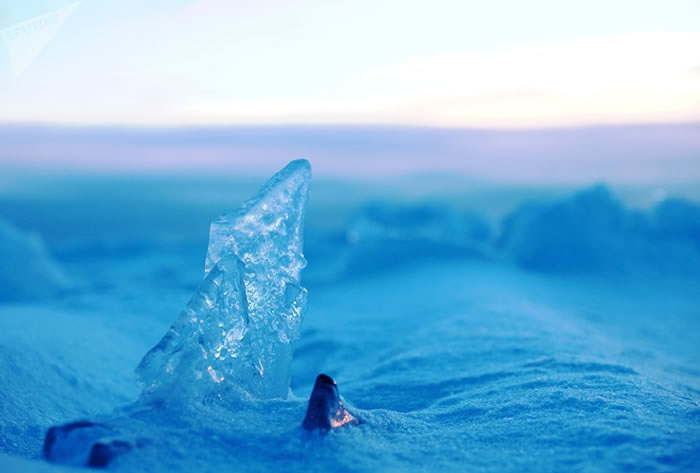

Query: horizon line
[[1, 119, 699, 134]]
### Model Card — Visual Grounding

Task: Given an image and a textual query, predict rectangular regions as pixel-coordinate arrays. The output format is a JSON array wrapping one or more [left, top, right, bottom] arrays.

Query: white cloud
[[168, 32, 700, 127], [2, 29, 698, 127]]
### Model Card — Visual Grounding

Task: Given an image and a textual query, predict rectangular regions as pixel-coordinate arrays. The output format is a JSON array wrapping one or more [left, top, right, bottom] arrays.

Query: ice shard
[[137, 159, 311, 400]]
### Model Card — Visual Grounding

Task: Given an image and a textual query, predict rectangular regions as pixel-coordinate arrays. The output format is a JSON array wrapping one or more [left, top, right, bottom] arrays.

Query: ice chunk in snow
[[137, 160, 311, 400]]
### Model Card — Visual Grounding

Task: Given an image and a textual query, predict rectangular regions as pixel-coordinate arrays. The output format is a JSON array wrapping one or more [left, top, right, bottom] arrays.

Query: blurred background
[[1, 0, 699, 271], [1, 0, 699, 294]]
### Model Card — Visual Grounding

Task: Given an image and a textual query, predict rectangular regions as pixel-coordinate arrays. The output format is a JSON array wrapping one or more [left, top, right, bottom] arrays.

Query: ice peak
[[205, 159, 310, 281]]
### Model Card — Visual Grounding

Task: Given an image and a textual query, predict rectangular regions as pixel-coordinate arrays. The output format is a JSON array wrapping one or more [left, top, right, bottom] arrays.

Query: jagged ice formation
[[136, 160, 311, 400]]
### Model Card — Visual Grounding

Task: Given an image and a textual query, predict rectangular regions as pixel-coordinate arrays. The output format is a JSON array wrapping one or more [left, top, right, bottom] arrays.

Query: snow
[[499, 184, 700, 275], [0, 218, 69, 302], [0, 171, 699, 472]]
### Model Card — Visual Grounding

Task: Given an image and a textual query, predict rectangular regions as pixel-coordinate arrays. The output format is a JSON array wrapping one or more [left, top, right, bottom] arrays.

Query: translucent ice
[[137, 160, 311, 400]]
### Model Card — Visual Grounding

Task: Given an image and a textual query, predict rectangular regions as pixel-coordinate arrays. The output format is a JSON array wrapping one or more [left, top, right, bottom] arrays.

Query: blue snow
[[1, 164, 699, 472]]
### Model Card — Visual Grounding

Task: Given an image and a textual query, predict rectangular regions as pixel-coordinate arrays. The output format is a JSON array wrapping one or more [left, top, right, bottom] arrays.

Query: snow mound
[[0, 218, 69, 301], [305, 201, 491, 282], [499, 185, 700, 275]]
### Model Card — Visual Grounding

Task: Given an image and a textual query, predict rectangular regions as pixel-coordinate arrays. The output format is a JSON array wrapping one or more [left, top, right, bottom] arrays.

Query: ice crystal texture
[[136, 160, 311, 400]]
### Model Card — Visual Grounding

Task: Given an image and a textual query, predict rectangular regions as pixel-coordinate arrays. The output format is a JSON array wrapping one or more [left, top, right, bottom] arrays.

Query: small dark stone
[[43, 421, 96, 459], [302, 373, 358, 431], [87, 440, 132, 468]]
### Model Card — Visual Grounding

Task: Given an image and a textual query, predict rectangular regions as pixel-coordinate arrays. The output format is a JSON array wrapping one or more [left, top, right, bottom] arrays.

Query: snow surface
[[1, 172, 699, 472]]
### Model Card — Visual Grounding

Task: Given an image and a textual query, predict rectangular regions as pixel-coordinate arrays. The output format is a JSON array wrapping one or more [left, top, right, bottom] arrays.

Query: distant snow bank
[[1, 183, 699, 297], [499, 185, 700, 275], [306, 185, 700, 282], [0, 218, 70, 301]]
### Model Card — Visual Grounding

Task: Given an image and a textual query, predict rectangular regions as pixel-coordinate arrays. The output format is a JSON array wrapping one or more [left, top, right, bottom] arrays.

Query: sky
[[1, 0, 699, 127]]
